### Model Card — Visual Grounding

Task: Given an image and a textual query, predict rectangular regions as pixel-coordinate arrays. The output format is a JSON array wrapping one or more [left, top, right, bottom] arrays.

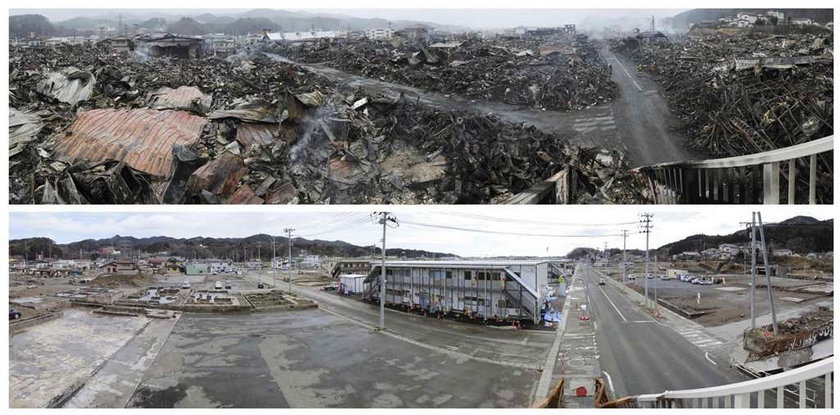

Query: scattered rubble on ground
[[743, 306, 832, 361], [611, 30, 833, 157], [266, 34, 617, 111], [10, 43, 645, 204]]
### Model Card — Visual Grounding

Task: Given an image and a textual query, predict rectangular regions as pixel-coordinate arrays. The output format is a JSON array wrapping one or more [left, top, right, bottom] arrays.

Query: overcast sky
[[9, 207, 831, 257], [10, 8, 686, 30]]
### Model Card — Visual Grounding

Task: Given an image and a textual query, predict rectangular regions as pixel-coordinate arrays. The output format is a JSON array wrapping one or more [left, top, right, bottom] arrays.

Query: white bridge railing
[[631, 356, 833, 408], [633, 136, 833, 204]]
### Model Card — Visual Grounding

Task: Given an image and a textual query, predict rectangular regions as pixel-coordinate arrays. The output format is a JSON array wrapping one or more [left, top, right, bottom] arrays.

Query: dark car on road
[[598, 278, 606, 285], [10, 309, 22, 320]]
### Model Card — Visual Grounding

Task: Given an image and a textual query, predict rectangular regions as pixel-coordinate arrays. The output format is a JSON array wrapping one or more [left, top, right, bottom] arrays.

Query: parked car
[[225, 281, 232, 289], [627, 274, 637, 280], [690, 277, 702, 284], [598, 278, 606, 285], [660, 275, 674, 280], [214, 281, 223, 290], [257, 282, 265, 289], [181, 281, 191, 289], [9, 309, 22, 320], [699, 277, 715, 286]]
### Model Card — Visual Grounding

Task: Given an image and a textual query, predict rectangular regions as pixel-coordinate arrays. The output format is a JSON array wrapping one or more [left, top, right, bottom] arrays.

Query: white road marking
[[597, 286, 627, 322], [611, 56, 643, 92], [705, 352, 718, 366]]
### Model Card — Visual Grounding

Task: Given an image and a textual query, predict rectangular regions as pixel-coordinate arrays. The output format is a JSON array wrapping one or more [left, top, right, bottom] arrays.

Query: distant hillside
[[658, 216, 833, 255], [9, 234, 457, 261], [671, 8, 833, 29], [10, 9, 462, 38]]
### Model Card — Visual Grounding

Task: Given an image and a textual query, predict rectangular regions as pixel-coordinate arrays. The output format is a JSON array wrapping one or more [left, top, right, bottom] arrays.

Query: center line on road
[[610, 56, 643, 92], [598, 286, 627, 322], [705, 352, 718, 366]]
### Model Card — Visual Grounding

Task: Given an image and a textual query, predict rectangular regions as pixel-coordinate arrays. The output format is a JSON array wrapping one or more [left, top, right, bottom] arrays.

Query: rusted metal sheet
[[54, 109, 207, 177], [235, 122, 279, 150], [227, 184, 264, 204], [148, 86, 212, 111], [187, 151, 246, 198]]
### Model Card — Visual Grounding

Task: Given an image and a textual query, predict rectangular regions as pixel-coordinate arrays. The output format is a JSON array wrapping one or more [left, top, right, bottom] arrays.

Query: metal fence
[[629, 356, 833, 408], [633, 136, 833, 204]]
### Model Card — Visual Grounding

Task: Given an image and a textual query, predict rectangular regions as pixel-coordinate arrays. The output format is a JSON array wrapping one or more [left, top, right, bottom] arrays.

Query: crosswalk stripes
[[572, 108, 616, 133], [674, 327, 725, 350]]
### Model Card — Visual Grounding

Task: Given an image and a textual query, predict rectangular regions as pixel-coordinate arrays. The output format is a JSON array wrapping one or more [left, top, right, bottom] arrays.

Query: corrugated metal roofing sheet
[[54, 109, 207, 177], [148, 86, 212, 111], [235, 122, 279, 150]]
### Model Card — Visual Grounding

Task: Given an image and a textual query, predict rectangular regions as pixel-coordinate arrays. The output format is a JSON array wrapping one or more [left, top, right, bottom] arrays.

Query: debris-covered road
[[9, 43, 649, 205]]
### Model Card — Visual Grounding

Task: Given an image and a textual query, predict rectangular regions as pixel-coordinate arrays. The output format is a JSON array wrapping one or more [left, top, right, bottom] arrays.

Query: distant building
[[263, 30, 348, 43], [364, 260, 565, 323], [395, 25, 431, 43], [772, 248, 794, 257], [718, 244, 742, 256], [331, 259, 372, 278], [339, 274, 368, 294], [791, 18, 814, 26], [364, 28, 394, 40], [767, 10, 785, 21], [98, 35, 135, 53], [185, 263, 210, 275], [299, 255, 322, 270], [136, 34, 203, 59], [100, 260, 138, 275]]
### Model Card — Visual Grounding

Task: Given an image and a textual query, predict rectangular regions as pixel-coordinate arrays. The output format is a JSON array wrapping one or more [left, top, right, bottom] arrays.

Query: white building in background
[[365, 260, 567, 323], [263, 30, 348, 43], [299, 255, 322, 270], [364, 28, 394, 40]]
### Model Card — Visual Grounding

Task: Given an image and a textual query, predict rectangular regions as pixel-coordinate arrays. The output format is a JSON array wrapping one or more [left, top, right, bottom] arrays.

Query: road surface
[[580, 264, 745, 396]]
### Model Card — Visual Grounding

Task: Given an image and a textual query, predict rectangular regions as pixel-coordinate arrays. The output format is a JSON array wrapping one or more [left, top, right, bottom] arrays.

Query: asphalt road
[[266, 48, 695, 167], [581, 265, 745, 397], [601, 47, 698, 166]]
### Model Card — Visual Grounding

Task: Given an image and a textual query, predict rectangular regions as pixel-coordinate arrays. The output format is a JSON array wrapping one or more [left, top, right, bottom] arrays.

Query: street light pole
[[284, 228, 294, 293]]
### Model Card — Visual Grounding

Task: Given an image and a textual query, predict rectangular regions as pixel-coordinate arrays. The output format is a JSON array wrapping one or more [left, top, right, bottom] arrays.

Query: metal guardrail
[[633, 136, 833, 204], [627, 356, 833, 408]]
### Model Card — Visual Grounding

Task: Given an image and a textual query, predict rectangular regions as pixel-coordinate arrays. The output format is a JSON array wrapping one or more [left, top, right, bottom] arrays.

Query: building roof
[[339, 274, 369, 279], [379, 260, 553, 268], [54, 109, 207, 177]]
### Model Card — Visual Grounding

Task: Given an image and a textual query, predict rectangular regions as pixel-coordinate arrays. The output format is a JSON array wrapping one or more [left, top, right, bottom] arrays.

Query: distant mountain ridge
[[670, 8, 833, 29], [657, 216, 833, 255], [9, 233, 458, 261]]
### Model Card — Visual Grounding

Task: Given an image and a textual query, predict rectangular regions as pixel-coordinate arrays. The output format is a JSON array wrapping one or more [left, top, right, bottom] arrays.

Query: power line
[[400, 219, 635, 238], [441, 212, 638, 227]]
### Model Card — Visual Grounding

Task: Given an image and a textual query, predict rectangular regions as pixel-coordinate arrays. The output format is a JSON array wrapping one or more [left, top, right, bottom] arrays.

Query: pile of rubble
[[611, 31, 833, 157], [9, 44, 646, 204], [266, 34, 617, 111], [743, 306, 832, 361]]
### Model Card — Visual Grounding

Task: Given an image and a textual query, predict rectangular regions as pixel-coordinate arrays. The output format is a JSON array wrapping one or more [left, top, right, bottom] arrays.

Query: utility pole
[[284, 228, 294, 293], [756, 212, 779, 333], [742, 216, 759, 329], [639, 213, 653, 311], [374, 212, 399, 330], [272, 235, 277, 288], [621, 229, 628, 284]]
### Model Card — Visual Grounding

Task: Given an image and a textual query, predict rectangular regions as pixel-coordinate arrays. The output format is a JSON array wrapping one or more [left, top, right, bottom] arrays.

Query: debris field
[[9, 43, 646, 204]]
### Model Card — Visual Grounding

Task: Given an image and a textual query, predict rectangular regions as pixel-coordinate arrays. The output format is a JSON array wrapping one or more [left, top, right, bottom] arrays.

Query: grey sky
[[10, 8, 686, 31], [9, 207, 831, 257]]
